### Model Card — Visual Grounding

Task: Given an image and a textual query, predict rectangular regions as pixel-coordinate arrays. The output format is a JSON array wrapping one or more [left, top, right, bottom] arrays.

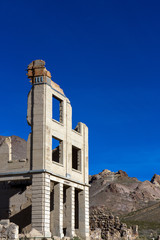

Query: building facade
[[0, 60, 90, 239]]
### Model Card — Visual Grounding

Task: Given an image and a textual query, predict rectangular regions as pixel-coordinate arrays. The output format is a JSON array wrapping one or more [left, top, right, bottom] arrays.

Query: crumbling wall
[[0, 136, 12, 165], [90, 208, 138, 240], [0, 136, 30, 172], [90, 228, 102, 240]]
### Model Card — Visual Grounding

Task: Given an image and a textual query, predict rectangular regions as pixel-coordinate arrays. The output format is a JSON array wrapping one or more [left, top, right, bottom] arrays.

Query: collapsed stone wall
[[0, 219, 19, 240], [90, 208, 138, 240]]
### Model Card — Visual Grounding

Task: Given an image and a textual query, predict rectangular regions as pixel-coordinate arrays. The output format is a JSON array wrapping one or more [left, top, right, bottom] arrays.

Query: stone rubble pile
[[90, 228, 102, 240], [90, 208, 138, 240], [0, 219, 19, 240]]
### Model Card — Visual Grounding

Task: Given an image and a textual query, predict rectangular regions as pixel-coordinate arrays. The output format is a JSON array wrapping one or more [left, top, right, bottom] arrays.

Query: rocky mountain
[[90, 169, 160, 215]]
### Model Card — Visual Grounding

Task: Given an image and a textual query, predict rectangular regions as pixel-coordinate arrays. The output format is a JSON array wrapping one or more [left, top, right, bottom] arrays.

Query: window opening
[[52, 95, 63, 123], [72, 146, 81, 171], [52, 137, 63, 164]]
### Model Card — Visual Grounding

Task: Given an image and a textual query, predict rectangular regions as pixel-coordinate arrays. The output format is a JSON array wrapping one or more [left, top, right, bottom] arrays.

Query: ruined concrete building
[[0, 60, 89, 239]]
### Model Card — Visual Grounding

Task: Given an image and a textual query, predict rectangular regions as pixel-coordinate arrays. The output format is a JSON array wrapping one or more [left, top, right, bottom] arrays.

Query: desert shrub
[[71, 237, 81, 240]]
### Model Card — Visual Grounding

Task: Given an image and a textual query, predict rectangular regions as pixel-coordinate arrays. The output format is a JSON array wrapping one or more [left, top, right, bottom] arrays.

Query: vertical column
[[32, 173, 51, 237], [66, 186, 75, 238], [53, 183, 64, 238], [8, 137, 12, 162], [66, 100, 72, 177], [78, 186, 90, 240], [84, 125, 89, 185]]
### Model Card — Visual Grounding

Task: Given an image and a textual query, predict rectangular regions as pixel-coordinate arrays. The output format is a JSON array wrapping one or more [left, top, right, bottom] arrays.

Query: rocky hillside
[[89, 169, 160, 215], [89, 169, 160, 238]]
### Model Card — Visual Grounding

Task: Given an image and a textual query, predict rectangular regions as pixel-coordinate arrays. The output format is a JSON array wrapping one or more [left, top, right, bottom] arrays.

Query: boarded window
[[72, 146, 81, 171], [52, 137, 63, 164], [52, 95, 63, 123]]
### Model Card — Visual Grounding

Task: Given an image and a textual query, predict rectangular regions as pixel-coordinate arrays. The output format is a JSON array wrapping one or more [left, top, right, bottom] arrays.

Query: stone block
[[0, 220, 9, 226]]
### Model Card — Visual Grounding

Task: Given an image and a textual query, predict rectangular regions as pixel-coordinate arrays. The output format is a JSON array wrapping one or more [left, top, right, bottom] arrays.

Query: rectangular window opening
[[72, 146, 81, 171], [52, 95, 63, 123], [52, 137, 63, 164]]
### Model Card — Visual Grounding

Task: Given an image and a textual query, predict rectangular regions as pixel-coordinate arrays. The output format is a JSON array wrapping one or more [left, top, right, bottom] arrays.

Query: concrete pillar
[[8, 137, 12, 162], [66, 186, 75, 238], [32, 173, 51, 237], [53, 182, 64, 238], [78, 186, 90, 240]]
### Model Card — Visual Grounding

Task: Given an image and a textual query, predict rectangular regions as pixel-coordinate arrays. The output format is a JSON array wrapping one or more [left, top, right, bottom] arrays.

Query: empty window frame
[[52, 95, 63, 123], [52, 137, 63, 164], [72, 146, 81, 171]]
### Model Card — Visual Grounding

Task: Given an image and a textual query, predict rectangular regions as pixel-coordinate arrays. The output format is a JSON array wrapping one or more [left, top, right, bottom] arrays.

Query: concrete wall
[[27, 81, 89, 185]]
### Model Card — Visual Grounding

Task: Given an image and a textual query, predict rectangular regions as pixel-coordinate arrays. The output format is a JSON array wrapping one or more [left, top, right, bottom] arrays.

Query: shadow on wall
[[10, 205, 31, 233], [0, 181, 32, 233]]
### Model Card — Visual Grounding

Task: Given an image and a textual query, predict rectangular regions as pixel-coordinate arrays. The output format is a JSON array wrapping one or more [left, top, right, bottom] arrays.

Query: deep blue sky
[[0, 0, 160, 181]]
